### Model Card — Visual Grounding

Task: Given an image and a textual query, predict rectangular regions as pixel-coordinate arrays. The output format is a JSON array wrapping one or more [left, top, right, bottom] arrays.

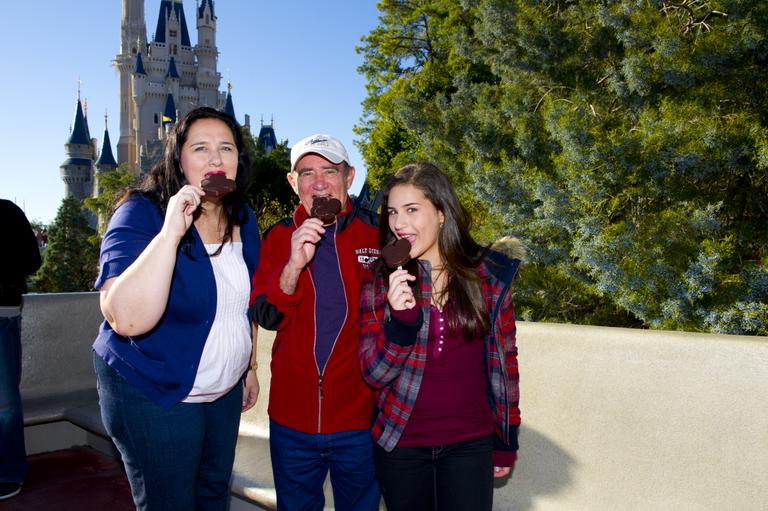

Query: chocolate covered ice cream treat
[[201, 171, 236, 198], [310, 196, 342, 224], [382, 238, 412, 269]]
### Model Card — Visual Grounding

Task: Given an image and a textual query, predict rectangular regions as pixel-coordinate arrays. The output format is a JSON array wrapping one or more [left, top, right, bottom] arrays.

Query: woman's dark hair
[[122, 106, 253, 253], [378, 162, 489, 340]]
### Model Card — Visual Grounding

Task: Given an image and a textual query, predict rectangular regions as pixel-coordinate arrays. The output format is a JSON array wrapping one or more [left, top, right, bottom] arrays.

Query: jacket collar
[[484, 249, 520, 285]]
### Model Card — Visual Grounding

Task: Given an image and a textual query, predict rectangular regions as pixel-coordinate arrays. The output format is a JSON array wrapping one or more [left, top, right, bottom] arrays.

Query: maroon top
[[394, 305, 494, 448]]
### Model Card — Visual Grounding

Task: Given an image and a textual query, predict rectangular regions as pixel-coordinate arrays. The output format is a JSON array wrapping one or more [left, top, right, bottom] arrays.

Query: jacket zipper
[[311, 230, 349, 434], [317, 375, 323, 432]]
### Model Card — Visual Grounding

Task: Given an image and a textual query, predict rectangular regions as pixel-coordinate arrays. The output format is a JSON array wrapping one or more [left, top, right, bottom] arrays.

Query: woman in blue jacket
[[92, 107, 260, 510]]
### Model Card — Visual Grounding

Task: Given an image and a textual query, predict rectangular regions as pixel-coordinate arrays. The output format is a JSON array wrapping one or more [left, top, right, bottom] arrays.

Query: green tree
[[243, 131, 296, 231], [33, 195, 99, 292], [357, 0, 768, 334], [83, 164, 139, 235]]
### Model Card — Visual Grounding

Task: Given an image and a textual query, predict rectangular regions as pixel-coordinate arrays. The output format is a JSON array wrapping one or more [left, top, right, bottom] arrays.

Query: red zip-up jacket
[[251, 199, 380, 434]]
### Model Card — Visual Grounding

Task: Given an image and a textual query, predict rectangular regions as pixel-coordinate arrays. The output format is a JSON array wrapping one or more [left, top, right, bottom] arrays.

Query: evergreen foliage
[[33, 195, 99, 292], [357, 0, 768, 334], [243, 131, 296, 232], [83, 164, 140, 235]]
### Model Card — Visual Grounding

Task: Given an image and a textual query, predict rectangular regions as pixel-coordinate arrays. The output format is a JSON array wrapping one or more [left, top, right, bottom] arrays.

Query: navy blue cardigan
[[92, 195, 260, 409]]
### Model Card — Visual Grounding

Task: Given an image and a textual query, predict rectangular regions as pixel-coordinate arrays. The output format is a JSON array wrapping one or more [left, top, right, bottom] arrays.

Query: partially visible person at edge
[[359, 162, 521, 511], [0, 199, 42, 501], [250, 134, 381, 510], [92, 107, 261, 511]]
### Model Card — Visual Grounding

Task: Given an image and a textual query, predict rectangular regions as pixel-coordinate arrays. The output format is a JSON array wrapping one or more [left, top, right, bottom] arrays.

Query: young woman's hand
[[387, 268, 416, 310], [493, 466, 511, 478]]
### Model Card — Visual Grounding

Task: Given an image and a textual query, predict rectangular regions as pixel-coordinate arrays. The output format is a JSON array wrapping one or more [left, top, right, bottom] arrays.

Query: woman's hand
[[241, 368, 259, 412], [387, 268, 416, 311], [493, 466, 511, 478], [161, 184, 204, 241]]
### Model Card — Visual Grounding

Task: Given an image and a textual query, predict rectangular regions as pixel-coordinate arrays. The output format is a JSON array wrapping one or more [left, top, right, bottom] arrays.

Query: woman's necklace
[[431, 266, 447, 311], [197, 211, 226, 244]]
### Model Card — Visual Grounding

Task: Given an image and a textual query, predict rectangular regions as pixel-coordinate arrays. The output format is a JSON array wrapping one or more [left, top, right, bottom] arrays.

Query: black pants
[[374, 434, 494, 511]]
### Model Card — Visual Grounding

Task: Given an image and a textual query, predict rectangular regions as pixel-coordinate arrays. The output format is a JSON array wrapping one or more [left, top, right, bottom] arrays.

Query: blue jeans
[[0, 315, 26, 484], [94, 353, 242, 511], [269, 419, 380, 511], [373, 435, 494, 511]]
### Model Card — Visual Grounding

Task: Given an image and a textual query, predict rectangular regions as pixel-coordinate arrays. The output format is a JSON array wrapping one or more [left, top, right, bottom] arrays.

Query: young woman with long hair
[[359, 162, 520, 510]]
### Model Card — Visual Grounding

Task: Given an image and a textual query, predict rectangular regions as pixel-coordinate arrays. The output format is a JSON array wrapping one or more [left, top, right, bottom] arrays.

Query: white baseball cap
[[290, 134, 350, 171]]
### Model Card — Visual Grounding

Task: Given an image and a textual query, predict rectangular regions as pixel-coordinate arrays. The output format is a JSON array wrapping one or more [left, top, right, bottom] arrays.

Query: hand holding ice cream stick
[[383, 238, 416, 310]]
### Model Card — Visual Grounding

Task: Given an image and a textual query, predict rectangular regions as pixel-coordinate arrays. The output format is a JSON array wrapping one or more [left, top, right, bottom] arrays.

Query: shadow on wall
[[494, 425, 575, 510]]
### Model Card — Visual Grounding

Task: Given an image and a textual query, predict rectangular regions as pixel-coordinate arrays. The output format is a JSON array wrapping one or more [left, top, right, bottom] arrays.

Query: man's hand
[[279, 218, 326, 295], [288, 217, 325, 270]]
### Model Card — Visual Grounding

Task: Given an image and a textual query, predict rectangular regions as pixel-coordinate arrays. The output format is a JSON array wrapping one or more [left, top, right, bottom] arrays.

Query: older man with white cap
[[250, 134, 381, 510]]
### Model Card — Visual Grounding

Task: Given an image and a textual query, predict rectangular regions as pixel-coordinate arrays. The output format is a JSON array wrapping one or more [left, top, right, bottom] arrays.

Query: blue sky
[[1, 1, 380, 224]]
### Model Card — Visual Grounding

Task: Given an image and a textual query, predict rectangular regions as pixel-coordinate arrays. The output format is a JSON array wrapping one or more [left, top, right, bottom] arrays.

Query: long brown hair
[[378, 162, 489, 340], [121, 107, 252, 253]]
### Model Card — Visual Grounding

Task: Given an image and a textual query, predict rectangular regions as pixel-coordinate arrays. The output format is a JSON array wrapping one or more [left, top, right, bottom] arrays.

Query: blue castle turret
[[60, 97, 94, 203]]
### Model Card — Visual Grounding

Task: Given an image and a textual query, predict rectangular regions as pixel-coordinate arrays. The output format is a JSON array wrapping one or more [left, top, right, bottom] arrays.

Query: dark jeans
[[94, 353, 242, 511], [374, 434, 494, 511], [0, 315, 26, 483], [269, 419, 380, 511]]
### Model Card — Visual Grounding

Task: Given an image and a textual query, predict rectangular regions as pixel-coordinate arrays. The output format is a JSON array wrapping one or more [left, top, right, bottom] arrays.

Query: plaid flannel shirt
[[359, 253, 520, 454]]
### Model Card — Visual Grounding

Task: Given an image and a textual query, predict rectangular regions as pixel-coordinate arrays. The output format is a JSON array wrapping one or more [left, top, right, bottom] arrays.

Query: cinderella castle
[[60, 0, 277, 218]]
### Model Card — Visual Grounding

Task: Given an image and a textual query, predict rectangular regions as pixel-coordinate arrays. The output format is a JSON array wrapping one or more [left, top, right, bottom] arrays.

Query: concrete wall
[[20, 293, 103, 401], [18, 293, 768, 510], [504, 322, 768, 511]]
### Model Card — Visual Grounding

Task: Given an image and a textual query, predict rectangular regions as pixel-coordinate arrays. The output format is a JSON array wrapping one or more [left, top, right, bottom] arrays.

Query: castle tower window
[[170, 30, 177, 38]]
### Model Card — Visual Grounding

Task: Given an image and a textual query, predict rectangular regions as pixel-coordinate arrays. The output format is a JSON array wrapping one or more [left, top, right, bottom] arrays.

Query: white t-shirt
[[184, 241, 251, 402]]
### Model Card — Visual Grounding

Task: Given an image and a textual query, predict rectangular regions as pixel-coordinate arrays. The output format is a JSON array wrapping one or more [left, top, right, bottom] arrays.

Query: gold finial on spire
[[77, 76, 82, 100], [227, 80, 233, 94], [104, 110, 109, 130]]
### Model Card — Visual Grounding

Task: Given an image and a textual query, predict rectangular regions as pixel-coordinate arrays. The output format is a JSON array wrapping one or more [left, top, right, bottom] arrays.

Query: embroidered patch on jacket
[[356, 247, 380, 267]]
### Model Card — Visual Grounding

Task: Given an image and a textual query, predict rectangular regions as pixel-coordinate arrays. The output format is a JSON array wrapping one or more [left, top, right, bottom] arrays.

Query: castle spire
[[224, 81, 236, 120], [96, 112, 118, 168], [134, 51, 146, 75], [198, 0, 215, 19], [163, 93, 177, 124], [155, 0, 191, 46], [67, 97, 90, 146], [60, 96, 95, 206], [167, 56, 180, 79]]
